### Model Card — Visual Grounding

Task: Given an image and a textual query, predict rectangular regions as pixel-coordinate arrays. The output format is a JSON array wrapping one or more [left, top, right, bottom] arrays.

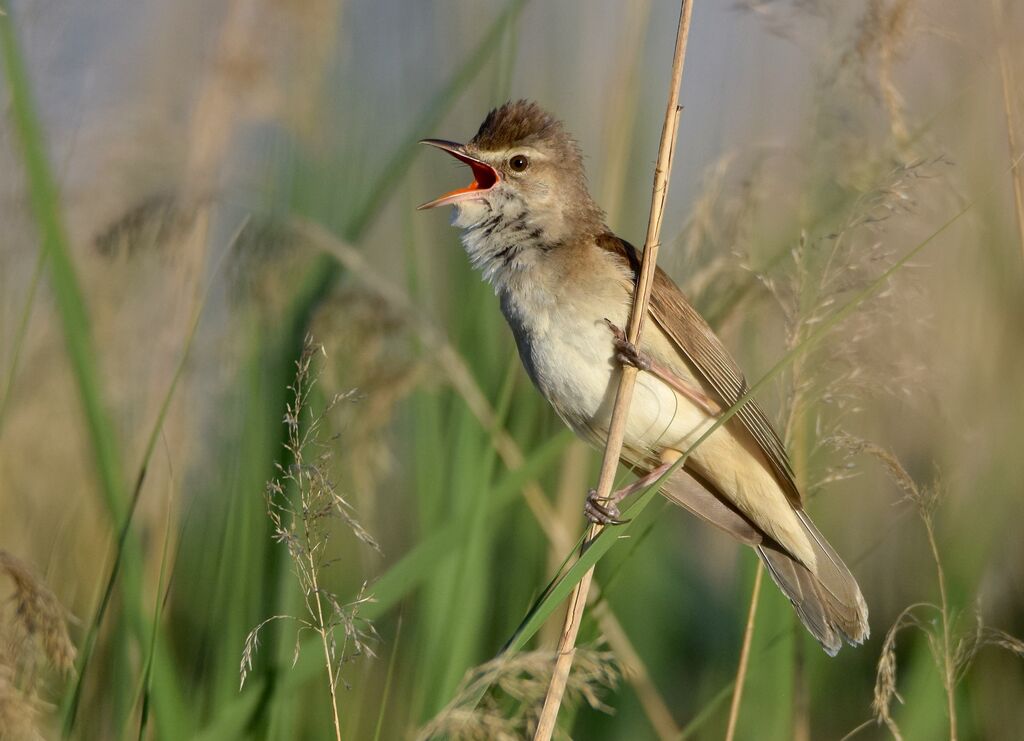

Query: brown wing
[[597, 233, 802, 506]]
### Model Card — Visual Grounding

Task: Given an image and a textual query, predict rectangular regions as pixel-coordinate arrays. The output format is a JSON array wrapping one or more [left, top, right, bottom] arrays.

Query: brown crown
[[470, 100, 566, 151]]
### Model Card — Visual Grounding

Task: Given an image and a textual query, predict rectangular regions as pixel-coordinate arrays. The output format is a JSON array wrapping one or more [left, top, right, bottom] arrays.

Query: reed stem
[[532, 3, 695, 738]]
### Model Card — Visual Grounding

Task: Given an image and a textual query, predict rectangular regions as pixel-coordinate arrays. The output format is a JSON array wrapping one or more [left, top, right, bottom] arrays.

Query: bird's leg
[[603, 319, 722, 417], [585, 460, 675, 525]]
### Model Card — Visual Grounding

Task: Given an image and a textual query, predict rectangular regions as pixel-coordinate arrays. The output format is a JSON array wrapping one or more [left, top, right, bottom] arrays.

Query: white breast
[[501, 281, 714, 459], [496, 260, 813, 565]]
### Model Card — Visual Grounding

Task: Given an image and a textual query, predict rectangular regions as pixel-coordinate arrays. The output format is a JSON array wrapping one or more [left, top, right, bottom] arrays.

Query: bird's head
[[418, 100, 604, 249]]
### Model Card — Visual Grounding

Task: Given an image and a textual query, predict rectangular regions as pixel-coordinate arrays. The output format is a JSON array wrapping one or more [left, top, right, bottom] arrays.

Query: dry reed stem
[[992, 0, 1024, 263], [532, 3, 693, 738], [294, 219, 679, 738], [723, 563, 763, 741]]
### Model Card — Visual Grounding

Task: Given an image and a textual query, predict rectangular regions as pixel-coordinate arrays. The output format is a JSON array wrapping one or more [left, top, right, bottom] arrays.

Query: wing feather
[[597, 233, 801, 505]]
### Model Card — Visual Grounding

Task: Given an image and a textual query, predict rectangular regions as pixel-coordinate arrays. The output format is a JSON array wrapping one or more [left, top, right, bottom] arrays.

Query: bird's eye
[[509, 154, 530, 172]]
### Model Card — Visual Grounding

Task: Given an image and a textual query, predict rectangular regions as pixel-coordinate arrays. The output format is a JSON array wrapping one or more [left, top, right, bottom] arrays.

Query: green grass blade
[[192, 429, 571, 740], [431, 360, 518, 706], [372, 430, 571, 616], [0, 245, 45, 436], [0, 1, 126, 523], [1, 10, 189, 738], [136, 477, 177, 741], [675, 681, 735, 740], [503, 486, 662, 655], [372, 614, 404, 741], [62, 221, 238, 735]]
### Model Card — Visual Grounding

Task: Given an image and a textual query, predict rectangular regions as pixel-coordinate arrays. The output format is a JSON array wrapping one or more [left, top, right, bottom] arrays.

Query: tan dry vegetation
[[1, 0, 1023, 738], [0, 550, 75, 740]]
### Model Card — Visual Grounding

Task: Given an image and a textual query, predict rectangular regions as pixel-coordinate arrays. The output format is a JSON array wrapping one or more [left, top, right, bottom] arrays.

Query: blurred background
[[1, 0, 1023, 738]]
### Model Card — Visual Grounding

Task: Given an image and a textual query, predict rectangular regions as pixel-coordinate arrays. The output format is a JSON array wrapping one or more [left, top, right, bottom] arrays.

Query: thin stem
[[791, 617, 810, 741], [724, 564, 763, 741], [923, 513, 957, 741], [303, 475, 344, 741], [0, 246, 45, 436], [532, 3, 694, 739], [992, 0, 1024, 262], [725, 286, 806, 741], [787, 352, 810, 741], [289, 372, 343, 741], [372, 615, 403, 741], [837, 719, 876, 741]]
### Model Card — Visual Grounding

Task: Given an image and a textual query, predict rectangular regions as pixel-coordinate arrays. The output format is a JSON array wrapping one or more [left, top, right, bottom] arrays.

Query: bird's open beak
[[417, 139, 500, 210]]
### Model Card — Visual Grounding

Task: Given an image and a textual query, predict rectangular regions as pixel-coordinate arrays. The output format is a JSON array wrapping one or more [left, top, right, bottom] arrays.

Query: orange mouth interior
[[442, 156, 499, 199]]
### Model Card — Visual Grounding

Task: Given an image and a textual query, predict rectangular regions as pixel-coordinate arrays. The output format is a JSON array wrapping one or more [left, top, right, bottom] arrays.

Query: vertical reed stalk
[[924, 512, 957, 741], [532, 3, 694, 738], [304, 511, 344, 741], [789, 382, 810, 741], [724, 564, 763, 741], [992, 0, 1024, 261], [791, 623, 810, 741]]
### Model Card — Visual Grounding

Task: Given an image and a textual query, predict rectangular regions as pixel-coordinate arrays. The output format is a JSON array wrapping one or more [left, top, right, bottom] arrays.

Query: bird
[[417, 99, 868, 655]]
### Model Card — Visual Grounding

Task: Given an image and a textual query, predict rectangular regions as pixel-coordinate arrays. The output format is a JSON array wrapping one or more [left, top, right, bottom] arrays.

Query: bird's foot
[[603, 319, 651, 372], [584, 488, 629, 526]]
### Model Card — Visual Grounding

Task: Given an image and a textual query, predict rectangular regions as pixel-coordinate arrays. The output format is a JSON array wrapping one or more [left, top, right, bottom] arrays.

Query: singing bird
[[418, 100, 868, 654]]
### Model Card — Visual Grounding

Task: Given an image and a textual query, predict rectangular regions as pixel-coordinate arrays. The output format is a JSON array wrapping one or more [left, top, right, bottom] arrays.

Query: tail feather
[[757, 512, 869, 655], [658, 467, 869, 654], [757, 544, 839, 653]]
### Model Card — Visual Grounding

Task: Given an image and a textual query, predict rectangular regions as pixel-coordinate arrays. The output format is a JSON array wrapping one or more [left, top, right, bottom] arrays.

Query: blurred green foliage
[[1, 1, 1023, 739]]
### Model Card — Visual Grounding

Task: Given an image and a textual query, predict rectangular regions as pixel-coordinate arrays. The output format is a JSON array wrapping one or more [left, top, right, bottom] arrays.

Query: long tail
[[661, 471, 869, 655], [756, 511, 869, 656]]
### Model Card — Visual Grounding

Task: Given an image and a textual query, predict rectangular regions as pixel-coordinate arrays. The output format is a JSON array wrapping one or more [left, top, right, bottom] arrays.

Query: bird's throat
[[456, 195, 560, 288]]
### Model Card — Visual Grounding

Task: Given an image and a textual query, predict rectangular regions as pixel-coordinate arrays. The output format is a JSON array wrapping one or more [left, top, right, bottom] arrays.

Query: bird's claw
[[603, 318, 627, 342], [584, 488, 629, 526], [603, 319, 650, 372]]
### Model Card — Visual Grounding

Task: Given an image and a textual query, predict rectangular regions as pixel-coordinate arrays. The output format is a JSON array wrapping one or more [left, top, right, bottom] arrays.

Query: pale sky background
[[3, 0, 815, 253]]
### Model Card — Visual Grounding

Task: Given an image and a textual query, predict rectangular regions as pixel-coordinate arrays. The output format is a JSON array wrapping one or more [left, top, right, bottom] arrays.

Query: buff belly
[[508, 299, 815, 568]]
